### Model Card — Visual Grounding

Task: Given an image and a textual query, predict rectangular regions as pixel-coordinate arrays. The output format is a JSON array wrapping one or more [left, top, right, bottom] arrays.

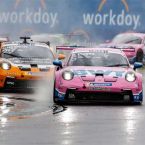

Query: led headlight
[[125, 72, 136, 82], [62, 70, 74, 80], [1, 62, 11, 70]]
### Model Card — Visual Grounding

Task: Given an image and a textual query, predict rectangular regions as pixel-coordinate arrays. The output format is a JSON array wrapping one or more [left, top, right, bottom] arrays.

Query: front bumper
[[0, 77, 47, 92], [54, 88, 143, 104], [0, 68, 54, 91]]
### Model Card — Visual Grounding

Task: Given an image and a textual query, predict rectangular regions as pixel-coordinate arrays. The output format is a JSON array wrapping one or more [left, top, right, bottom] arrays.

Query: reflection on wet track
[[0, 78, 67, 121], [0, 93, 67, 122]]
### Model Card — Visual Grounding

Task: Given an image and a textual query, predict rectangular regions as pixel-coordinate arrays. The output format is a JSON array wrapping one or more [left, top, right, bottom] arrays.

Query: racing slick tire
[[136, 50, 143, 62]]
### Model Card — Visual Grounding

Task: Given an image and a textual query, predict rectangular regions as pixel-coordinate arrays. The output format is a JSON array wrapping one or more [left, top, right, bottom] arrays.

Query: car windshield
[[112, 34, 142, 44], [2, 45, 54, 59], [67, 51, 129, 67]]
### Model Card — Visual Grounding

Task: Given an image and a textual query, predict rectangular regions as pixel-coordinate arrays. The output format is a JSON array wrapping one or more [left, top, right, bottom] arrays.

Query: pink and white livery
[[53, 48, 143, 104], [100, 32, 145, 64]]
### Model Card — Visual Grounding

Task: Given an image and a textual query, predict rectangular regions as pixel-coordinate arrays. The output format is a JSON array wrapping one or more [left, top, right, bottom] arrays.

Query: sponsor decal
[[83, 0, 141, 30], [55, 89, 65, 100], [0, 8, 58, 27], [133, 91, 143, 101], [28, 72, 45, 76], [89, 87, 111, 91], [98, 0, 129, 12], [0, 1, 58, 27], [6, 81, 15, 85], [6, 72, 19, 76], [90, 83, 112, 87], [134, 95, 140, 100], [89, 82, 112, 91]]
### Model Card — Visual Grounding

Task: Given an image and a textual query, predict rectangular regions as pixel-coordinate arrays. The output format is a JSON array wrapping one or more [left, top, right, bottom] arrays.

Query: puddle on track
[[0, 93, 67, 121]]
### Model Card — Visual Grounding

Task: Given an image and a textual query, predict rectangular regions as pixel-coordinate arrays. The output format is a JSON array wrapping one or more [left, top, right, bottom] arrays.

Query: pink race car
[[100, 32, 145, 64], [53, 48, 143, 104]]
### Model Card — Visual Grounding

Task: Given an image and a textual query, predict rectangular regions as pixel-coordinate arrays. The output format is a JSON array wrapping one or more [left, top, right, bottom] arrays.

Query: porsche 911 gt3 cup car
[[53, 47, 143, 104], [100, 32, 145, 64], [0, 37, 55, 91]]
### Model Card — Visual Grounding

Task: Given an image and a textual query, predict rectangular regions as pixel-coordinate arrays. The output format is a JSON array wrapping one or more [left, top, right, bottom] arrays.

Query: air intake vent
[[39, 68, 50, 72], [19, 66, 31, 71], [31, 64, 37, 67]]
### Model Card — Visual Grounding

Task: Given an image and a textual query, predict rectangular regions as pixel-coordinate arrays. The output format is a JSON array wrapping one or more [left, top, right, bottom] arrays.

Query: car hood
[[7, 57, 52, 65], [63, 66, 133, 78]]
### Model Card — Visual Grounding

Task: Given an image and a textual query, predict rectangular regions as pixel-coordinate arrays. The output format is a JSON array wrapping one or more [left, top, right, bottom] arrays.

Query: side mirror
[[58, 54, 66, 60], [45, 41, 50, 46], [133, 62, 143, 70], [53, 59, 62, 68]]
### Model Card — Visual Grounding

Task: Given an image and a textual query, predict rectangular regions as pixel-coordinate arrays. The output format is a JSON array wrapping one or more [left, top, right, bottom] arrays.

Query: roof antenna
[[20, 36, 30, 44]]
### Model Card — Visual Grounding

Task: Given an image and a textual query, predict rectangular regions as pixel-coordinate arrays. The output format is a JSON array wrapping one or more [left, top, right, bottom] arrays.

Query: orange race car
[[0, 37, 57, 92]]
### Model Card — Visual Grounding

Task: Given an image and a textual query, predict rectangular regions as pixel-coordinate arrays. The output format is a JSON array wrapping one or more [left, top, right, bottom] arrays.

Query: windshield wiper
[[3, 52, 23, 58], [105, 64, 129, 67]]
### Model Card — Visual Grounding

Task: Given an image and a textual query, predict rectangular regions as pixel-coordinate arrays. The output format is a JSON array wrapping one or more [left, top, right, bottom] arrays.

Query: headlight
[[125, 72, 136, 82], [1, 62, 11, 70], [62, 70, 74, 80]]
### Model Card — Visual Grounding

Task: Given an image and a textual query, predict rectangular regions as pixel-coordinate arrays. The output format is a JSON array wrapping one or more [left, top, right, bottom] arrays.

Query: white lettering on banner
[[83, 9, 140, 30], [0, 8, 58, 27], [11, 12, 18, 23], [42, 12, 49, 24]]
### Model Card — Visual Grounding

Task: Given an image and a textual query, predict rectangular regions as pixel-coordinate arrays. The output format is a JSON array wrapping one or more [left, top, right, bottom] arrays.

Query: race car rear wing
[[56, 45, 86, 58], [56, 45, 86, 51]]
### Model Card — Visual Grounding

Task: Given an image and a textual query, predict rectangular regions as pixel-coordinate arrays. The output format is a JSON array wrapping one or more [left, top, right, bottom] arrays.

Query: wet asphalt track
[[0, 68, 145, 145]]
